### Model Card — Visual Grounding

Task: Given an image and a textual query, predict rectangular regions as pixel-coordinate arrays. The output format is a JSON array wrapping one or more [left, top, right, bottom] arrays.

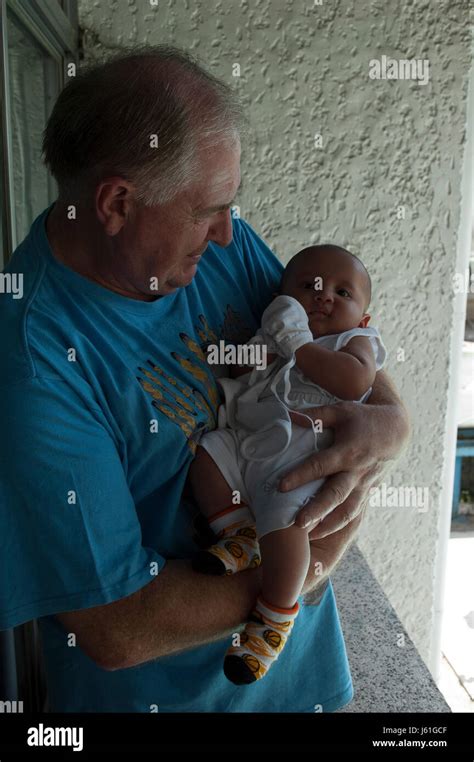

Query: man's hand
[[278, 392, 410, 538]]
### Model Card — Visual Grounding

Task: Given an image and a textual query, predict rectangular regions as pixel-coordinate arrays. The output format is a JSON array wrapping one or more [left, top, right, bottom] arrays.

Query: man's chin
[[168, 267, 198, 289]]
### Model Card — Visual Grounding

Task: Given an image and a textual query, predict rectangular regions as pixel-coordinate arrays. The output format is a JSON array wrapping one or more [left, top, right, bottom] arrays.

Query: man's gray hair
[[42, 45, 247, 206]]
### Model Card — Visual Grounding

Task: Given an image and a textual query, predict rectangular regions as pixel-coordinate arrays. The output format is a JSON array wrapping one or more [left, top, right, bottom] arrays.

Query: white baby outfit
[[198, 297, 387, 540]]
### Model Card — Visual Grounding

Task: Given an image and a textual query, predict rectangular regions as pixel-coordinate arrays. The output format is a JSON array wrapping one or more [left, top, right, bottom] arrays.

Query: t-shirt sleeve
[[0, 376, 165, 630], [232, 217, 284, 315]]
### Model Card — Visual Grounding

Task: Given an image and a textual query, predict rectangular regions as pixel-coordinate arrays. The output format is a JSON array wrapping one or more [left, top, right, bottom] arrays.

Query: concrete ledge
[[330, 545, 450, 712]]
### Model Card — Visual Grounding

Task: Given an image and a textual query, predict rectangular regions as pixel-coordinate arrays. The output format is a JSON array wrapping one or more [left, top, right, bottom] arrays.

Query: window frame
[[0, 0, 78, 261]]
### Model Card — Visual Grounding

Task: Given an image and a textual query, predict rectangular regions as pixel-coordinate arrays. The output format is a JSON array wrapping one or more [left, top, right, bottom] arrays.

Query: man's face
[[117, 138, 241, 298], [282, 250, 370, 337]]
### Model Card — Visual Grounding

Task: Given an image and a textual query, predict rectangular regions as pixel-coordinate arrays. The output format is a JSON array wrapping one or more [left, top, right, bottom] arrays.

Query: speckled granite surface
[[330, 545, 450, 713]]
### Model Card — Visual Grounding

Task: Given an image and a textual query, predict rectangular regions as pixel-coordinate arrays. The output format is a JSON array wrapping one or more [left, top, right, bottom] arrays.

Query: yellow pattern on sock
[[205, 524, 261, 574], [224, 599, 299, 683]]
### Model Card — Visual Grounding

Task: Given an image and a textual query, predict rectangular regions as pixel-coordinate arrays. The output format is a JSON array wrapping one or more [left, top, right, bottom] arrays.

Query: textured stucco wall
[[78, 0, 472, 666]]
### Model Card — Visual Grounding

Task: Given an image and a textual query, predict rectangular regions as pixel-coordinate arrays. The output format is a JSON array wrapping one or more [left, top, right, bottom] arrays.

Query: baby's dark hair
[[279, 243, 372, 309]]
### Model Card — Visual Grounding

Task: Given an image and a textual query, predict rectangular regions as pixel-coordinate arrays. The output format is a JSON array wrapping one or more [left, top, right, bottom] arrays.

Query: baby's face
[[282, 250, 370, 337]]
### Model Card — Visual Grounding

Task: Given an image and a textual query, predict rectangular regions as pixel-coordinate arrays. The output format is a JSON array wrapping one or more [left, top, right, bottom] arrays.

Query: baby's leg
[[223, 524, 310, 685], [188, 444, 235, 519], [260, 524, 311, 609], [189, 445, 260, 575]]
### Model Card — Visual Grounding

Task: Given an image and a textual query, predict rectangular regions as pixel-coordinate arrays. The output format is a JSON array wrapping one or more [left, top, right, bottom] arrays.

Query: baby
[[188, 244, 386, 685]]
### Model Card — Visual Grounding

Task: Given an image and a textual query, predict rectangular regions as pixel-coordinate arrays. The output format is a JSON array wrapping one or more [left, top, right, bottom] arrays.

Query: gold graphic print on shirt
[[137, 306, 254, 454]]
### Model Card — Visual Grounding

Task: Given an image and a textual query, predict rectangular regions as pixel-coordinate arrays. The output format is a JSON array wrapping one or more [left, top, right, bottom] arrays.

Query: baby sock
[[223, 595, 299, 685], [192, 504, 261, 576]]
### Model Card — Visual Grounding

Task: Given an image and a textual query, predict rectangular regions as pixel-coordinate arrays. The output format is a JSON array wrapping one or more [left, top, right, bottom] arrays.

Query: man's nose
[[207, 209, 233, 248]]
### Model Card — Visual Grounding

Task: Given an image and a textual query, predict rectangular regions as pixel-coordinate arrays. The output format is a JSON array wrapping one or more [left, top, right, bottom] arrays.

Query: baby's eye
[[338, 289, 351, 298], [303, 282, 314, 289]]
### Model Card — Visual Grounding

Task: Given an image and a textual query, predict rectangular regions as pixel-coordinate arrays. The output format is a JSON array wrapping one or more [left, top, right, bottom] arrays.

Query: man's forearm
[[368, 369, 405, 407], [57, 560, 262, 671], [367, 370, 411, 437]]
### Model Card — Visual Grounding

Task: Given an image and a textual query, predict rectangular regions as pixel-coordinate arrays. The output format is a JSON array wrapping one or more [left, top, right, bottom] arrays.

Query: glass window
[[7, 8, 60, 248]]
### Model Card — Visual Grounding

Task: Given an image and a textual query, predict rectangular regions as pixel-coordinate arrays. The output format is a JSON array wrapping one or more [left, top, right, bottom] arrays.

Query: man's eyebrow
[[196, 201, 235, 215]]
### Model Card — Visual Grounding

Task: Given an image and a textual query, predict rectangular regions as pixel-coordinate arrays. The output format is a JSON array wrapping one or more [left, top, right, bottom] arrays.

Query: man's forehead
[[196, 138, 240, 183], [206, 165, 240, 193], [192, 161, 241, 212]]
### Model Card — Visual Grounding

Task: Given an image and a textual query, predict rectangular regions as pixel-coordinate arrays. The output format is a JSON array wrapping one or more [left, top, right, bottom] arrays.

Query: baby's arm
[[294, 336, 376, 400]]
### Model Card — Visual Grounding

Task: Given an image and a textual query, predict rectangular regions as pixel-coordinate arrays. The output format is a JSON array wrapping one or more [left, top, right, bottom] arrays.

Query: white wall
[[78, 0, 472, 667]]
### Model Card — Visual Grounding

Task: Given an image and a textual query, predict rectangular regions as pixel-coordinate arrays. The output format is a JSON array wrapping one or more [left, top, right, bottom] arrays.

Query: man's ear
[[359, 313, 371, 327], [96, 177, 136, 235]]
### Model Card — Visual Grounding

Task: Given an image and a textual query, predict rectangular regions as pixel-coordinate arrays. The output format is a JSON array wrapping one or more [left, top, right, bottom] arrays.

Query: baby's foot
[[223, 596, 299, 684], [192, 505, 261, 575]]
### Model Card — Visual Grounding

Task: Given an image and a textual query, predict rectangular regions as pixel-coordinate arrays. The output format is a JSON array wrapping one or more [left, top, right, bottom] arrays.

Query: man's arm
[[1, 377, 263, 671], [56, 561, 262, 671], [366, 367, 409, 411]]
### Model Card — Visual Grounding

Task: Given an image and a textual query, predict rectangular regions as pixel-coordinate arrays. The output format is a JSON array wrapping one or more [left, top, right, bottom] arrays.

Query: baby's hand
[[261, 295, 313, 359]]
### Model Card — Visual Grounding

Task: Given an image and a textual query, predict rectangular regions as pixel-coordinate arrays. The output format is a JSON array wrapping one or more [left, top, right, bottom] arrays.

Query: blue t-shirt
[[0, 206, 353, 713]]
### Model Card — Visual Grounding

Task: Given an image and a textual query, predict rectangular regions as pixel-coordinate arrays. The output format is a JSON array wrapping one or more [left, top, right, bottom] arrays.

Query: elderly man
[[0, 45, 409, 712]]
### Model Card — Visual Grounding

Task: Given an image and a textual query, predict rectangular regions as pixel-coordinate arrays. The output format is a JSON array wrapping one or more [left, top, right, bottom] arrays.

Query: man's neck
[[45, 203, 161, 302]]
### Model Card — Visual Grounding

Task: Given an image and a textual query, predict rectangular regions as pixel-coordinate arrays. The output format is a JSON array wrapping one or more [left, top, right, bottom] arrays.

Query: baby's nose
[[314, 292, 333, 302]]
